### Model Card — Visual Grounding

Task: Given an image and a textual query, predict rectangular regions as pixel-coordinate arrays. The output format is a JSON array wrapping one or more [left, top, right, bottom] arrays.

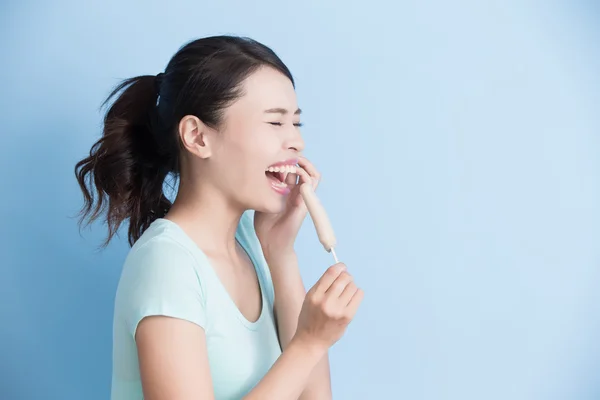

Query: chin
[[249, 176, 290, 214], [253, 192, 287, 214]]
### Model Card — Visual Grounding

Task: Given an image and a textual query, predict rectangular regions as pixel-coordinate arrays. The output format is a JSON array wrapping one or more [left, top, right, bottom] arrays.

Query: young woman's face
[[207, 66, 305, 213]]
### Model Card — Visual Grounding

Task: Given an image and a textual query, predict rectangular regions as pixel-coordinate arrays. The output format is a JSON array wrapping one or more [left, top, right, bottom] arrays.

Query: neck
[[165, 178, 243, 260]]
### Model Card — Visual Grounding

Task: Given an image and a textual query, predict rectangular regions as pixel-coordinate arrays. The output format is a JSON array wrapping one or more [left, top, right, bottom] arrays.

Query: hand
[[294, 263, 364, 351], [254, 156, 321, 259]]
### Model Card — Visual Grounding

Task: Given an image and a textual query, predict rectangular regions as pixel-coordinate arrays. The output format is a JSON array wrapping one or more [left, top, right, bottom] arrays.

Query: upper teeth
[[266, 165, 297, 173]]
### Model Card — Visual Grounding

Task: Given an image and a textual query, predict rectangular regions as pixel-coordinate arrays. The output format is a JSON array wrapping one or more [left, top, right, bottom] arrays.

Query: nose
[[284, 126, 305, 153]]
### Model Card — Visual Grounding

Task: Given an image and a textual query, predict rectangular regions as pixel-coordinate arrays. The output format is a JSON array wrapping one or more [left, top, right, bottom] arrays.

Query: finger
[[325, 271, 353, 298], [294, 166, 312, 185], [313, 263, 346, 296], [339, 281, 359, 306], [285, 171, 298, 186], [288, 167, 310, 209], [345, 288, 364, 318], [297, 157, 321, 189], [298, 156, 320, 178]]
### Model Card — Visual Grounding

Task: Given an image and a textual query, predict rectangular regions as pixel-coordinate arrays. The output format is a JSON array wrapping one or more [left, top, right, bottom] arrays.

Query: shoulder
[[115, 221, 209, 334], [122, 222, 202, 285]]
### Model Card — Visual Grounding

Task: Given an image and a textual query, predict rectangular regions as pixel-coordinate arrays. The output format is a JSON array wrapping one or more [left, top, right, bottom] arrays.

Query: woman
[[75, 35, 363, 400]]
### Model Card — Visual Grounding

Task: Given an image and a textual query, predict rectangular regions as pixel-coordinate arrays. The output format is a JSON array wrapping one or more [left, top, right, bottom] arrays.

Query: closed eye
[[268, 122, 303, 127]]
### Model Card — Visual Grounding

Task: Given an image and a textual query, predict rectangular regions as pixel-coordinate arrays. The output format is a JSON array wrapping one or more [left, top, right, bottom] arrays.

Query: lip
[[267, 175, 291, 195], [269, 179, 291, 195], [266, 157, 297, 196], [267, 158, 299, 168]]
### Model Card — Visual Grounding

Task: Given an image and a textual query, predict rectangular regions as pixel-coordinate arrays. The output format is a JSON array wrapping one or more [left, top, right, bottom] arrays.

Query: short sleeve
[[119, 237, 207, 338]]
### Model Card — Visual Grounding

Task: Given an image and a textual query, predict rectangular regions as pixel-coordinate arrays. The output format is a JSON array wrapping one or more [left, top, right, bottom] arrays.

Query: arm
[[265, 251, 333, 399], [136, 315, 326, 400], [135, 260, 360, 400], [136, 316, 215, 400]]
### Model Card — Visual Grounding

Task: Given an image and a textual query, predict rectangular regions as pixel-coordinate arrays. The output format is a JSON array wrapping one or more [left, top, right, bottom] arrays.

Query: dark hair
[[75, 35, 294, 247]]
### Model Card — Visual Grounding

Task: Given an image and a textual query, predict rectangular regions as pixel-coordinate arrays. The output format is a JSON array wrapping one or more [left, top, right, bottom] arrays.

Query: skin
[[135, 66, 364, 400]]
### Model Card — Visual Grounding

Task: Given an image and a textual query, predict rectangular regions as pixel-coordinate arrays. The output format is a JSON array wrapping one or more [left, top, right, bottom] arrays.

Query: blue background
[[1, 1, 599, 399]]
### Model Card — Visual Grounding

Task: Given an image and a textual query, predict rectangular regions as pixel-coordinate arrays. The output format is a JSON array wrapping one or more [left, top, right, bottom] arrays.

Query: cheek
[[233, 126, 277, 162], [219, 125, 278, 187], [218, 138, 263, 185]]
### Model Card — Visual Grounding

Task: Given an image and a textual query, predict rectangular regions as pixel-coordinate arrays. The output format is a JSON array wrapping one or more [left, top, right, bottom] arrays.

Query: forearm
[[243, 336, 324, 400], [269, 252, 305, 347], [266, 252, 332, 399]]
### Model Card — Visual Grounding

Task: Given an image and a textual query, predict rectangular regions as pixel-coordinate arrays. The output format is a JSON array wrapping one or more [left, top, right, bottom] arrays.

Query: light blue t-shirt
[[111, 210, 282, 400]]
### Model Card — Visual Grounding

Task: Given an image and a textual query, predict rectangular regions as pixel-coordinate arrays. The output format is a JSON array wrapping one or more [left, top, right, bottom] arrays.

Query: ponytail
[[75, 74, 174, 247], [75, 36, 296, 248]]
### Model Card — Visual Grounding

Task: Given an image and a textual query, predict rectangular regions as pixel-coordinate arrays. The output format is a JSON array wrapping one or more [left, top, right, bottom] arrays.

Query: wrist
[[263, 248, 297, 266], [290, 333, 328, 360]]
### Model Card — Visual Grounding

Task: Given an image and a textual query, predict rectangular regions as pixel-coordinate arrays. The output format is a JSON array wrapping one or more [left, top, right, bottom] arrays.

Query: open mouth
[[265, 163, 298, 192], [265, 165, 297, 183]]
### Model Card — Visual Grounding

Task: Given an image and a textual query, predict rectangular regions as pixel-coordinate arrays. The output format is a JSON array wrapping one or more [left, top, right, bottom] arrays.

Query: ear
[[178, 115, 212, 159]]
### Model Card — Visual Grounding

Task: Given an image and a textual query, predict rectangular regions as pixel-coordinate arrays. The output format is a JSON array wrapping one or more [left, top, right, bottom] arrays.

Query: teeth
[[266, 165, 297, 173]]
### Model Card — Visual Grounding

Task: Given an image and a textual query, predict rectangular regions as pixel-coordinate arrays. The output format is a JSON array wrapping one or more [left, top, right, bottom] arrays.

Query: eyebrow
[[264, 107, 302, 115]]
